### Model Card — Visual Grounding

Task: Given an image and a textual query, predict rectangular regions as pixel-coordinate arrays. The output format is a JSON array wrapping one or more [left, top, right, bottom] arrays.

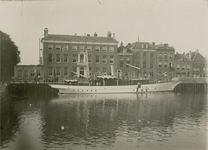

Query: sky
[[0, 0, 208, 65]]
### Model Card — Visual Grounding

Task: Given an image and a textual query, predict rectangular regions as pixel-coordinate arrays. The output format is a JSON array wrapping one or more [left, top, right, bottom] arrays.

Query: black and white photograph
[[0, 0, 208, 150]]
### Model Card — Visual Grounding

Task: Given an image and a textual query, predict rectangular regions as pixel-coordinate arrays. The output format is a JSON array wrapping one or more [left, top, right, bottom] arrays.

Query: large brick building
[[40, 29, 118, 81]]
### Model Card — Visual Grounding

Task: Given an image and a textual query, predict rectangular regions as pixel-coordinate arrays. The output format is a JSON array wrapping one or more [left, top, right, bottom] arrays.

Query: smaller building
[[174, 52, 192, 78], [186, 50, 207, 78], [14, 65, 43, 80]]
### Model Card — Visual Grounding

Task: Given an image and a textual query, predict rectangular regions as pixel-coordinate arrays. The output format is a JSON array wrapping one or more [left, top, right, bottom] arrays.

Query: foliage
[[0, 31, 21, 81]]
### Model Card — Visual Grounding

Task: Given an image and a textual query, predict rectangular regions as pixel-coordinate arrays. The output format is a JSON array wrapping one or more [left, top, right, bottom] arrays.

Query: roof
[[42, 34, 118, 43], [128, 42, 155, 49], [174, 53, 191, 61], [186, 51, 207, 62], [156, 43, 175, 50]]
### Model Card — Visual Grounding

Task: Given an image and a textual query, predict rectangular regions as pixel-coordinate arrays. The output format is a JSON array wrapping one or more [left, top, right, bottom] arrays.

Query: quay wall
[[8, 83, 59, 97]]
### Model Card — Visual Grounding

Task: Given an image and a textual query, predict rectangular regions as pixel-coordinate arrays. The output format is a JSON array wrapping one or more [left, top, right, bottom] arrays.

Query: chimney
[[164, 43, 168, 48], [152, 42, 155, 46], [196, 49, 199, 53], [94, 32, 97, 37], [44, 28, 48, 37], [107, 32, 111, 37], [113, 33, 115, 39], [189, 50, 191, 60]]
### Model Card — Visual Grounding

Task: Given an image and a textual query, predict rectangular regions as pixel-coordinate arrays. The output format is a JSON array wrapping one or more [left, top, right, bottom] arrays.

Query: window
[[182, 65, 185, 70], [164, 53, 167, 59], [102, 55, 107, 64], [102, 47, 107, 52], [48, 68, 53, 76], [72, 45, 77, 51], [56, 54, 61, 63], [64, 67, 68, 76], [150, 53, 153, 59], [73, 55, 77, 63], [120, 61, 124, 67], [146, 44, 148, 48], [49, 54, 53, 62], [126, 60, 130, 68], [143, 52, 146, 58], [18, 70, 23, 78], [37, 70, 41, 76], [48, 45, 53, 50], [109, 47, 114, 52], [56, 68, 61, 76], [96, 55, 100, 63], [109, 55, 114, 64], [159, 53, 162, 58], [24, 70, 28, 78], [120, 56, 124, 60], [80, 54, 84, 63], [142, 44, 144, 48], [31, 70, 35, 78], [177, 64, 180, 69], [79, 46, 84, 51], [95, 46, 100, 52], [87, 46, 92, 51], [56, 45, 61, 51], [193, 68, 196, 72], [187, 65, 191, 70], [169, 53, 173, 58], [159, 60, 162, 67], [136, 60, 139, 67], [103, 68, 107, 75], [164, 61, 168, 68], [126, 56, 130, 60], [150, 60, 153, 68], [63, 54, 68, 62], [88, 55, 92, 63], [63, 45, 68, 51], [143, 60, 146, 68]]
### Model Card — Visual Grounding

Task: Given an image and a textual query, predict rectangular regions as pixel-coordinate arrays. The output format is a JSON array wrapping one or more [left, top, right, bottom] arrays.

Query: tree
[[0, 31, 21, 81]]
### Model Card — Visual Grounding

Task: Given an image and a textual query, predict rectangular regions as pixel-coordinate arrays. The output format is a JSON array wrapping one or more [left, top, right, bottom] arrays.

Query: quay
[[174, 78, 208, 93], [8, 83, 59, 97]]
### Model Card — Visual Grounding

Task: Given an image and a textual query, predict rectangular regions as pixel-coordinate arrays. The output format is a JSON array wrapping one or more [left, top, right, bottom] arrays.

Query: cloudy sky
[[0, 0, 208, 65]]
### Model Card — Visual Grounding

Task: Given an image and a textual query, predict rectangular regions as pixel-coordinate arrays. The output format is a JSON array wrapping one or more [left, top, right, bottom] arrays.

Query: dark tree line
[[0, 31, 21, 82]]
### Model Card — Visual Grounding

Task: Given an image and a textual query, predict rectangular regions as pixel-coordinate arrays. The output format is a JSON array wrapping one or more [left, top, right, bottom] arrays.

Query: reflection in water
[[1, 93, 207, 150]]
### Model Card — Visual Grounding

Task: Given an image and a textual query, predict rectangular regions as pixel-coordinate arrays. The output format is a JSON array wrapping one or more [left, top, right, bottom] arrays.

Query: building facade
[[127, 41, 157, 81], [41, 29, 118, 81], [14, 65, 43, 80], [186, 50, 207, 77], [156, 43, 175, 82], [173, 52, 192, 78], [117, 42, 133, 80]]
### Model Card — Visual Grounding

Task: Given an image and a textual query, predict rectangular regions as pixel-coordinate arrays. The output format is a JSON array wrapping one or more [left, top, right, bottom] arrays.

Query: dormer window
[[56, 45, 61, 51], [48, 44, 53, 50], [79, 46, 84, 51], [109, 47, 114, 52], [63, 45, 68, 51], [102, 47, 107, 52], [72, 46, 77, 51], [95, 46, 100, 52]]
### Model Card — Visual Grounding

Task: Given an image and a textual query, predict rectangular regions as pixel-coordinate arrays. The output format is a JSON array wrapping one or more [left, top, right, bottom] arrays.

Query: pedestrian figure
[[145, 86, 149, 94], [137, 82, 141, 93]]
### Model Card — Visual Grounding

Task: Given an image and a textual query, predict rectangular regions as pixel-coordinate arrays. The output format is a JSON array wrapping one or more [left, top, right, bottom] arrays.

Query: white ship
[[49, 80, 181, 94]]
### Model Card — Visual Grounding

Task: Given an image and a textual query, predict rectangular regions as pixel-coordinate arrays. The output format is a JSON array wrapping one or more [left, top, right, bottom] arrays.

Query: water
[[1, 93, 207, 150]]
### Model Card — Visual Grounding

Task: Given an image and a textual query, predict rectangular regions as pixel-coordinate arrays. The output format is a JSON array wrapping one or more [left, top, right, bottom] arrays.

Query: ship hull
[[49, 81, 181, 94]]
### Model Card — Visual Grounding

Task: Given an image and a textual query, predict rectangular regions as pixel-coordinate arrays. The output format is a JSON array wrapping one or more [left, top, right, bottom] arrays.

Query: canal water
[[1, 93, 207, 150]]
